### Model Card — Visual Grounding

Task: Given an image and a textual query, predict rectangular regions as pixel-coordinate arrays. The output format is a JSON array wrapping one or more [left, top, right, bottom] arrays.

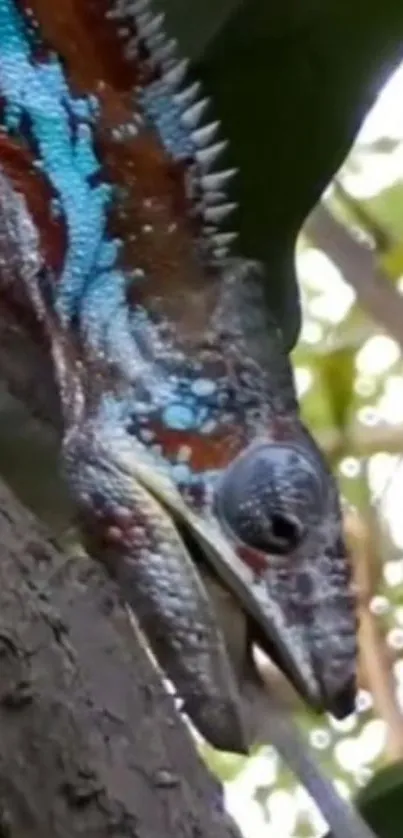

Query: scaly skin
[[0, 0, 357, 754]]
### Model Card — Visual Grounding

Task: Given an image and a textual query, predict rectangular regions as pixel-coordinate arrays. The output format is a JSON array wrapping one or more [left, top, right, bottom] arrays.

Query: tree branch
[[304, 202, 403, 348], [346, 508, 403, 764], [0, 477, 240, 838], [316, 422, 403, 461]]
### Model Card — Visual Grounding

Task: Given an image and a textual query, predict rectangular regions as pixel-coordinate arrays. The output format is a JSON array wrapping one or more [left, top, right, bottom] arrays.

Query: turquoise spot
[[171, 463, 192, 483], [163, 404, 195, 430], [191, 378, 216, 397]]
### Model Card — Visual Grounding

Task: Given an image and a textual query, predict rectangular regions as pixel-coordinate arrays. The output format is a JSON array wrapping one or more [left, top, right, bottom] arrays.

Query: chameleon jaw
[[62, 424, 251, 755], [179, 511, 357, 721]]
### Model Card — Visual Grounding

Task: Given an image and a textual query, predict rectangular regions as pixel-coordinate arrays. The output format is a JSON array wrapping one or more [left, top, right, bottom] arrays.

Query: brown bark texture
[[0, 477, 241, 838]]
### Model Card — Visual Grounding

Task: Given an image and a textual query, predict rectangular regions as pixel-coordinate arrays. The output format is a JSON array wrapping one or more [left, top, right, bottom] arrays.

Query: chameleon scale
[[0, 0, 358, 757]]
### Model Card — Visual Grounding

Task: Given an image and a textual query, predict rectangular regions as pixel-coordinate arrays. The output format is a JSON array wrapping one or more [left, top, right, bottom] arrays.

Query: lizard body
[[0, 0, 358, 760]]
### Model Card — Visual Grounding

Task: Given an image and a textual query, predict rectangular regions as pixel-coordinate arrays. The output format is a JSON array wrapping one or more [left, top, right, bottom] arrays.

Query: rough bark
[[0, 477, 240, 838], [0, 316, 61, 431]]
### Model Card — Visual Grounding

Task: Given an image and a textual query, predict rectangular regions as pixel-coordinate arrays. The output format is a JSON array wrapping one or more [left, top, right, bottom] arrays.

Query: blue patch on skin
[[96, 239, 121, 271], [69, 96, 95, 122], [0, 0, 154, 395], [141, 81, 195, 160], [163, 404, 196, 430], [97, 393, 134, 430], [80, 268, 145, 384], [167, 460, 220, 494], [171, 463, 192, 483], [0, 0, 111, 321], [191, 378, 217, 397]]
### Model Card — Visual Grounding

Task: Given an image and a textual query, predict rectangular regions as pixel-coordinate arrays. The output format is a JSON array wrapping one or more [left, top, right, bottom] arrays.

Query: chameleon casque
[[0, 0, 363, 820]]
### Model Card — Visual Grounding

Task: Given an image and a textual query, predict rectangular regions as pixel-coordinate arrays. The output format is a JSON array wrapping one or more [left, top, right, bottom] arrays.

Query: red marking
[[147, 423, 246, 473], [104, 524, 124, 545], [0, 132, 65, 275], [237, 544, 268, 576], [111, 507, 133, 528]]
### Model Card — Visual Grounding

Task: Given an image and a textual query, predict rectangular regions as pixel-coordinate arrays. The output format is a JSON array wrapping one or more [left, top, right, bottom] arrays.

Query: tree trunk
[[0, 477, 240, 838]]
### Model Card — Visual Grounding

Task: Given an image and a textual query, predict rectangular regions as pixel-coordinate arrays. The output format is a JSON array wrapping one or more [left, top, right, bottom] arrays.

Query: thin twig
[[304, 202, 403, 348], [345, 507, 403, 762]]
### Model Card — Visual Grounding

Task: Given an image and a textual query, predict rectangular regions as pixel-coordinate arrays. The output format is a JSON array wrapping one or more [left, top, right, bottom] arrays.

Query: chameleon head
[[213, 431, 357, 720], [61, 407, 356, 744]]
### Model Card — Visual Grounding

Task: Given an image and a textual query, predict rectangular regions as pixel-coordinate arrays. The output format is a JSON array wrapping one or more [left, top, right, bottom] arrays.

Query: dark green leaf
[[325, 762, 403, 838]]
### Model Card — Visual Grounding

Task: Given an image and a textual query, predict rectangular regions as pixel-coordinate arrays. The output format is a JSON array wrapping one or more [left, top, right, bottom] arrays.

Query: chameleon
[[0, 2, 375, 837]]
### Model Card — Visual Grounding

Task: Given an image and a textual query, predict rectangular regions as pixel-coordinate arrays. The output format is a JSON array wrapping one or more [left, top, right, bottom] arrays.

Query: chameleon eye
[[214, 442, 325, 556], [252, 509, 303, 555]]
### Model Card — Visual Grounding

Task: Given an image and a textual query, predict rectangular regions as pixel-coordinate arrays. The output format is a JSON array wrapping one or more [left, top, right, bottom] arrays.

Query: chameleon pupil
[[269, 512, 301, 552]]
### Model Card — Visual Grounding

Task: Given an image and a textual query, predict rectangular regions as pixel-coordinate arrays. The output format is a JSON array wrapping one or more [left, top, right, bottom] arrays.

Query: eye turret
[[214, 442, 325, 555]]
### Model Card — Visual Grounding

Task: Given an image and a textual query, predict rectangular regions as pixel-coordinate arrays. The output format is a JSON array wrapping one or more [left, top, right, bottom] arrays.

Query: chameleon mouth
[[176, 514, 357, 720], [250, 616, 356, 720]]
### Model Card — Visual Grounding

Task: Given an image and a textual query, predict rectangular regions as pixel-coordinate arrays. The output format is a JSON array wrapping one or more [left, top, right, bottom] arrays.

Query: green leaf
[[201, 743, 249, 782], [365, 183, 403, 254], [355, 762, 403, 838], [315, 348, 356, 433], [325, 762, 403, 838]]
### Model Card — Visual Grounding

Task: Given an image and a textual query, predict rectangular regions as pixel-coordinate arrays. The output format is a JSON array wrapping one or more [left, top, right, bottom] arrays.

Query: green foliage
[[356, 761, 403, 837], [325, 762, 403, 837], [316, 348, 356, 433], [201, 744, 250, 783]]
